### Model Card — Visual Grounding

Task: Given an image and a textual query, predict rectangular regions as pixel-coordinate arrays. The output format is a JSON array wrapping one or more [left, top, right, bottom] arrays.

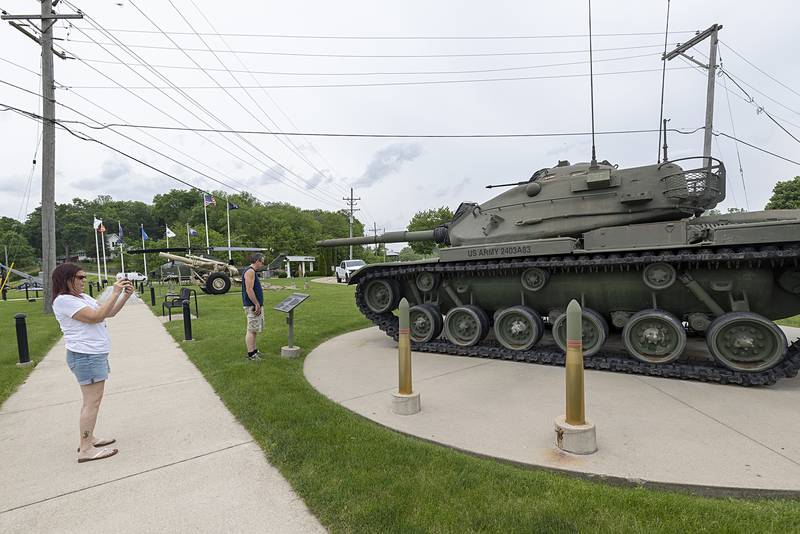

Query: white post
[[166, 223, 169, 249], [186, 223, 191, 249], [93, 223, 101, 282], [226, 200, 232, 261], [203, 202, 210, 253], [119, 243, 125, 275], [285, 259, 291, 278], [101, 233, 108, 282], [141, 224, 148, 276]]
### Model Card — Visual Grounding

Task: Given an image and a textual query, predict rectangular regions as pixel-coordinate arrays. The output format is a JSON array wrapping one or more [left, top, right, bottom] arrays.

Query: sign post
[[274, 293, 310, 358]]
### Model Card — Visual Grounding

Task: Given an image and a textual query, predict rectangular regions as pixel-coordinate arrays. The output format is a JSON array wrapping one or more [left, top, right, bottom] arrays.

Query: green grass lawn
[[144, 282, 800, 533], [777, 315, 800, 328], [0, 299, 61, 404]]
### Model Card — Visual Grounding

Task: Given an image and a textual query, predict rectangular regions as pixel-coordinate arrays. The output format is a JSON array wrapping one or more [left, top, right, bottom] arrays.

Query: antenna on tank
[[588, 0, 598, 170]]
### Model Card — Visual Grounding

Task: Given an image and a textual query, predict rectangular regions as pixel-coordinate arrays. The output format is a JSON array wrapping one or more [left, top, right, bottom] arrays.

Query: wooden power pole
[[2, 2, 83, 312], [343, 188, 360, 260], [664, 23, 722, 167]]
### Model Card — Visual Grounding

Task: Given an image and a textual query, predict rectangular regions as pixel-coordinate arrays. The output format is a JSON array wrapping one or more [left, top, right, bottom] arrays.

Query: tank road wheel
[[493, 306, 544, 351], [205, 272, 231, 295], [363, 279, 400, 314], [444, 305, 490, 347], [622, 310, 687, 364], [552, 308, 608, 357], [409, 304, 443, 343], [415, 272, 438, 293], [706, 312, 788, 372]]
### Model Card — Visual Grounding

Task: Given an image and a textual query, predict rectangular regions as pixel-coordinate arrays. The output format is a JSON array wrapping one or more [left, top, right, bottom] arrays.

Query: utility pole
[[664, 23, 722, 167], [343, 188, 360, 260], [371, 222, 386, 262], [2, 2, 83, 313]]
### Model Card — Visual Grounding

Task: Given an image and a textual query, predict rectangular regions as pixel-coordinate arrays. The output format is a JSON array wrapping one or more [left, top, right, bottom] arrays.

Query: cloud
[[72, 157, 132, 189], [305, 172, 325, 190], [253, 165, 286, 185], [0, 174, 31, 193], [450, 176, 472, 196], [70, 157, 172, 201], [352, 143, 423, 188]]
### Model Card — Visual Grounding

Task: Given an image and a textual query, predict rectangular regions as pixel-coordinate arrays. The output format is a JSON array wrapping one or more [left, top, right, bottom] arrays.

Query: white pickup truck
[[335, 259, 366, 283]]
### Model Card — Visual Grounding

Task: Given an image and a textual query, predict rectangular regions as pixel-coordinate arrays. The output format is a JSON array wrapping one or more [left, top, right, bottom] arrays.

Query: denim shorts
[[66, 350, 110, 385]]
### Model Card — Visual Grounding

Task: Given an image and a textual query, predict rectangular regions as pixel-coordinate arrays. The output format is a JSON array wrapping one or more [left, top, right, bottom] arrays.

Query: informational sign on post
[[274, 293, 310, 358]]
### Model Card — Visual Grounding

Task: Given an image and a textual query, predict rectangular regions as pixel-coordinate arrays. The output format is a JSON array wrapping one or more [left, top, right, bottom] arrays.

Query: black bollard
[[182, 299, 193, 341], [149, 286, 156, 306], [25, 285, 29, 301], [2, 286, 7, 301], [15, 313, 31, 366], [88, 282, 94, 297]]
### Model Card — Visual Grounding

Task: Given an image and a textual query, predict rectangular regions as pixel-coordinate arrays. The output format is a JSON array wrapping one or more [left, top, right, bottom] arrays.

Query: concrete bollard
[[392, 298, 420, 415], [15, 313, 33, 368], [554, 300, 597, 454], [182, 299, 193, 341], [149, 286, 156, 306]]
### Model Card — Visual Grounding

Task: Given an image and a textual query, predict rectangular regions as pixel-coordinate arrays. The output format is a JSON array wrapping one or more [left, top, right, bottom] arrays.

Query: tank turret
[[318, 157, 725, 249]]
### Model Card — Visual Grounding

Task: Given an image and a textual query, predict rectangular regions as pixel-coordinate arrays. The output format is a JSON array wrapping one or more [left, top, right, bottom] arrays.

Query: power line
[[165, 0, 344, 200], [77, 0, 344, 208], [718, 49, 749, 210], [72, 50, 664, 77], [61, 40, 680, 58], [184, 0, 355, 204], [61, 65, 696, 90], [65, 26, 699, 40], [58, 5, 344, 210], [720, 41, 800, 101], [714, 131, 800, 167]]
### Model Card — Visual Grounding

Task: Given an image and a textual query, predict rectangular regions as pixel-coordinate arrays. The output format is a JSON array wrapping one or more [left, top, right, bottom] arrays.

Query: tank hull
[[347, 211, 800, 386]]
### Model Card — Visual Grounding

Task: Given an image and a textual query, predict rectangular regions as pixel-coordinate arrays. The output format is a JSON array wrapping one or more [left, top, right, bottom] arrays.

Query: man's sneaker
[[246, 351, 263, 361]]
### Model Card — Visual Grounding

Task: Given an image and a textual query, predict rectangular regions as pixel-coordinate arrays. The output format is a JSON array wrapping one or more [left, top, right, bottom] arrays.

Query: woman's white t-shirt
[[53, 293, 111, 354]]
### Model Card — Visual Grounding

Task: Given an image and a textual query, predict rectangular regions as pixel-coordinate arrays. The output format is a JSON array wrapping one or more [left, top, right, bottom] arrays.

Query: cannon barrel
[[316, 228, 448, 247], [159, 252, 239, 276]]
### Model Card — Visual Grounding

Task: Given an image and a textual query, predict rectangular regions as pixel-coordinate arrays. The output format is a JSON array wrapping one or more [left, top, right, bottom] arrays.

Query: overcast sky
[[1, 0, 799, 238]]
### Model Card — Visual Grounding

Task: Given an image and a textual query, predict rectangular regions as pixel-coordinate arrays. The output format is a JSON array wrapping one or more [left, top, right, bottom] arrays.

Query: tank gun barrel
[[317, 228, 448, 247], [158, 252, 239, 276]]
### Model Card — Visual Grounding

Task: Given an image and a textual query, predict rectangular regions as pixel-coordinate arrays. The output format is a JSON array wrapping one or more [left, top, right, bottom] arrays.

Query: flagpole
[[101, 231, 108, 282], [186, 222, 191, 250], [203, 201, 210, 253], [93, 217, 101, 282], [166, 223, 169, 248], [226, 200, 232, 261], [141, 224, 148, 276], [118, 221, 126, 275]]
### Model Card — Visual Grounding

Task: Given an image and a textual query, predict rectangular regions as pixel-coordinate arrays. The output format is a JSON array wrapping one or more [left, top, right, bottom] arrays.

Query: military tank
[[318, 156, 800, 386]]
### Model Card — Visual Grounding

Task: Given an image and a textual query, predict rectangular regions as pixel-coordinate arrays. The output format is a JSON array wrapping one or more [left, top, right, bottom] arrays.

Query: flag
[[98, 223, 106, 234], [189, 227, 199, 237], [93, 217, 102, 230], [203, 194, 216, 207], [165, 226, 176, 238], [117, 222, 124, 240], [141, 226, 149, 241], [227, 201, 239, 210]]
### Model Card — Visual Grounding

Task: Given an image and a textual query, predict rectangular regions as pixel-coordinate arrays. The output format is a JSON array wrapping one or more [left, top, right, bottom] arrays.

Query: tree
[[406, 206, 453, 255], [766, 176, 800, 209], [1, 231, 36, 268]]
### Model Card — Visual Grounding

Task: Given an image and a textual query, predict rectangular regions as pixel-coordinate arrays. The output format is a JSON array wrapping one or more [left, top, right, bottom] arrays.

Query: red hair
[[51, 263, 83, 302]]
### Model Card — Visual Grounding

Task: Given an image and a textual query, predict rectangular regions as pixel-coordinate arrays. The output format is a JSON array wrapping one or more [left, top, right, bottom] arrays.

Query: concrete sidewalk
[[305, 326, 800, 496], [0, 298, 325, 533]]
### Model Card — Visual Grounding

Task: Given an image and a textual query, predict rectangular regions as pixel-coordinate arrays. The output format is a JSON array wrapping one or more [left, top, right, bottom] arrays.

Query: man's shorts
[[66, 350, 110, 385], [244, 305, 265, 333]]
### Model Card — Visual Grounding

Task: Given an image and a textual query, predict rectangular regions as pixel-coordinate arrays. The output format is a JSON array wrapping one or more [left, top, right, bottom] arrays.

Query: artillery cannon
[[158, 252, 241, 295], [318, 157, 800, 386]]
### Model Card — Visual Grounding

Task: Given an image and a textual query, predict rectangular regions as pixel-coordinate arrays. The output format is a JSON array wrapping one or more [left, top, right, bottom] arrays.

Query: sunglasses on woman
[[75, 275, 87, 280]]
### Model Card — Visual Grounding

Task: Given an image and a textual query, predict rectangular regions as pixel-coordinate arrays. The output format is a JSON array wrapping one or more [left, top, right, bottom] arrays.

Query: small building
[[267, 254, 316, 278]]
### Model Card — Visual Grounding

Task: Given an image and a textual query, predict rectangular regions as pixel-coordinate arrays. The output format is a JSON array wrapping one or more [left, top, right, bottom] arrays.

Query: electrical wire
[[60, 40, 683, 59], [714, 131, 800, 167], [656, 0, 670, 163], [718, 49, 750, 210], [720, 41, 800, 101], [65, 26, 699, 40], [61, 65, 696, 90], [73, 50, 663, 77]]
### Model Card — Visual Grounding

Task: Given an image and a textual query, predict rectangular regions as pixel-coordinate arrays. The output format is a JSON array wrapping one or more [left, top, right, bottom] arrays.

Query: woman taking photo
[[51, 263, 133, 463]]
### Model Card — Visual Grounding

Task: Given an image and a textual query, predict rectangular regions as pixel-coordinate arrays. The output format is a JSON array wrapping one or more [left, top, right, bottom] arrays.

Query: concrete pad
[[304, 327, 800, 495], [0, 299, 324, 533]]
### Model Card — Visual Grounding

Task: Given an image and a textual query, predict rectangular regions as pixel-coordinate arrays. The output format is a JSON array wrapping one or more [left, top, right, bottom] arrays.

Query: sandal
[[77, 437, 116, 452], [78, 447, 119, 463]]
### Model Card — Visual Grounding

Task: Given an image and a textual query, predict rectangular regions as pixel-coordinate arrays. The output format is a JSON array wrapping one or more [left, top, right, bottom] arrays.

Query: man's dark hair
[[250, 253, 265, 264]]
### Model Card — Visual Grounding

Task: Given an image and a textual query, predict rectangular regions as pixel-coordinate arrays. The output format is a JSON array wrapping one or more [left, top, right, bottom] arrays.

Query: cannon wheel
[[205, 272, 232, 295]]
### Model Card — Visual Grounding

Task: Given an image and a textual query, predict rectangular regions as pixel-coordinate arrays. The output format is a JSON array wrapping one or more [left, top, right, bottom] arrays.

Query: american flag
[[203, 193, 216, 207]]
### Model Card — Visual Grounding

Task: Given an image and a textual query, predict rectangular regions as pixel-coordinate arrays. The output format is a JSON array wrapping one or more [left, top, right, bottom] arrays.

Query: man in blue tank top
[[242, 253, 265, 361]]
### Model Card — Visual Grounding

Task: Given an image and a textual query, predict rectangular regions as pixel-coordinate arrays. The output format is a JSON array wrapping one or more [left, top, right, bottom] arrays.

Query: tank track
[[354, 244, 800, 386]]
